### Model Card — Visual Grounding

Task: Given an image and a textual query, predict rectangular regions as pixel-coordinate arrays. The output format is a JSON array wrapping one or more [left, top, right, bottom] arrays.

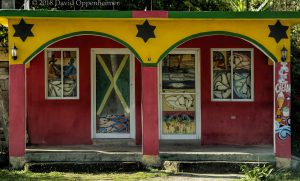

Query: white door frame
[[91, 48, 135, 139], [158, 48, 201, 140]]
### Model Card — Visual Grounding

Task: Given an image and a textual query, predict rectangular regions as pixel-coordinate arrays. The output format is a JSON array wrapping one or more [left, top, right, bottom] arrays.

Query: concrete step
[[160, 152, 275, 162], [92, 139, 137, 146], [163, 161, 276, 173], [25, 151, 142, 162], [25, 162, 146, 173]]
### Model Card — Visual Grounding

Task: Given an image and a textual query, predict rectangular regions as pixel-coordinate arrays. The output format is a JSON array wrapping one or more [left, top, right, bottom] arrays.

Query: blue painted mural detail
[[275, 121, 291, 140], [98, 115, 129, 133]]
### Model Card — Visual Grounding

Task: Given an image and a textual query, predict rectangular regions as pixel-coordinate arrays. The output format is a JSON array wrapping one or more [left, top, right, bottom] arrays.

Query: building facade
[[1, 10, 297, 168]]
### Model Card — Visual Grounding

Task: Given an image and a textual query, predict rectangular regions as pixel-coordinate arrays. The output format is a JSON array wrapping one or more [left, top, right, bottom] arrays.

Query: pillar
[[135, 59, 142, 145], [9, 64, 26, 169], [274, 62, 291, 168], [141, 66, 160, 166], [132, 10, 168, 167]]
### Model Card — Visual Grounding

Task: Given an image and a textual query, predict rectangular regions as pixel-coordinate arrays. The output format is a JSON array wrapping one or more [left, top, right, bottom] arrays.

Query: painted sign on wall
[[275, 62, 291, 141]]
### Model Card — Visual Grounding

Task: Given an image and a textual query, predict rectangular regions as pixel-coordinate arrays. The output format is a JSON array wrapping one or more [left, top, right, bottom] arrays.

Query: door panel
[[93, 49, 134, 138], [160, 50, 200, 139]]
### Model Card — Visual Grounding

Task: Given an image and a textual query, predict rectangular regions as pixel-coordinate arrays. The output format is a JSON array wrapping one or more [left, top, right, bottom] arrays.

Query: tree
[[229, 0, 270, 11]]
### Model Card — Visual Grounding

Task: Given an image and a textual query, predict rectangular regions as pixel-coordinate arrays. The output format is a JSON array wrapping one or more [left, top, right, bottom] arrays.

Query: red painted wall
[[26, 35, 143, 145], [179, 35, 273, 145], [27, 35, 273, 146]]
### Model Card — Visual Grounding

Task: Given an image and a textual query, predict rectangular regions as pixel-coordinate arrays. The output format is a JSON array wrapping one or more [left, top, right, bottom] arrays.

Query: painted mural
[[161, 54, 196, 135], [162, 111, 195, 134], [47, 50, 78, 98], [213, 51, 231, 99], [95, 54, 130, 134], [233, 51, 252, 99], [275, 62, 291, 140], [162, 89, 195, 111], [212, 50, 252, 100], [162, 54, 195, 90]]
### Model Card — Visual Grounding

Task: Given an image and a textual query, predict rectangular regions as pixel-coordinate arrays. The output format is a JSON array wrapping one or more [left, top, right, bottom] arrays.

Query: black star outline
[[13, 18, 34, 42], [136, 20, 156, 43], [268, 20, 289, 43]]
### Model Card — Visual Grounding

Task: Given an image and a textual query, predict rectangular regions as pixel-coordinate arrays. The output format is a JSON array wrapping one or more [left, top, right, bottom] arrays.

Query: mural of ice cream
[[277, 91, 285, 110]]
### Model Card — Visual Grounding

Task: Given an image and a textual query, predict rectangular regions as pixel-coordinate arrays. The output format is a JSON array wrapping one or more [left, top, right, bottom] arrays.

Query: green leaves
[[240, 164, 274, 181]]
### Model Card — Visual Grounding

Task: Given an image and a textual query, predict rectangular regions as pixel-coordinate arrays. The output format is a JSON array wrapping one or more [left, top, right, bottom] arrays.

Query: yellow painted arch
[[23, 30, 279, 66], [8, 18, 291, 65], [157, 31, 279, 64], [23, 31, 143, 65]]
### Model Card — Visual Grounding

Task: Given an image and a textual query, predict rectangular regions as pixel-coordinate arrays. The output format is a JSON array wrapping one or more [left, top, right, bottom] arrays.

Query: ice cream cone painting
[[276, 109, 282, 123], [277, 91, 285, 110]]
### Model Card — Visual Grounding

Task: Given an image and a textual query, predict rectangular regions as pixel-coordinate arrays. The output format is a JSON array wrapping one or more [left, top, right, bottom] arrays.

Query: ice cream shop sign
[[1, 10, 300, 168], [275, 62, 291, 94]]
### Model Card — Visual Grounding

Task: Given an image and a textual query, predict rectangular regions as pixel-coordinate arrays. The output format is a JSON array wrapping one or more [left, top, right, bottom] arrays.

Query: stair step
[[163, 161, 276, 173], [92, 139, 136, 146], [25, 162, 146, 173]]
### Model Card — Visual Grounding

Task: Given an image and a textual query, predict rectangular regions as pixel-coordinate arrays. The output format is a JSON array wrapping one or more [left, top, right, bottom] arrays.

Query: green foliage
[[240, 164, 273, 181], [291, 25, 300, 157], [241, 166, 300, 181], [0, 25, 7, 44], [269, 0, 300, 11], [267, 168, 293, 181], [229, 0, 271, 11], [0, 24, 8, 52]]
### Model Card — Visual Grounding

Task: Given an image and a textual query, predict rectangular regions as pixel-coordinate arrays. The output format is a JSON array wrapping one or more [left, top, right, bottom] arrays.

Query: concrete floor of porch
[[25, 140, 275, 163]]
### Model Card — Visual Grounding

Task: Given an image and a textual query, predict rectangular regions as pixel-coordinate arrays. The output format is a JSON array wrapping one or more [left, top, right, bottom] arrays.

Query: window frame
[[45, 48, 80, 100], [211, 48, 254, 102]]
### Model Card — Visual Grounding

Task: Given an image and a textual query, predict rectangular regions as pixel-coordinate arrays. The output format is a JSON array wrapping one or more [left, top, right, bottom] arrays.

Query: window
[[211, 49, 253, 101], [45, 48, 79, 99]]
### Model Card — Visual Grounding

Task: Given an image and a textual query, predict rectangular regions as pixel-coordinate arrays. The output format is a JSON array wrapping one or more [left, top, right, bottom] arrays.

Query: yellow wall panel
[[7, 18, 292, 65]]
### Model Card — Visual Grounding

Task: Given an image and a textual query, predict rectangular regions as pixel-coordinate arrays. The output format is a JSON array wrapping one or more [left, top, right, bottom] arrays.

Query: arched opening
[[26, 35, 141, 145], [158, 35, 273, 146]]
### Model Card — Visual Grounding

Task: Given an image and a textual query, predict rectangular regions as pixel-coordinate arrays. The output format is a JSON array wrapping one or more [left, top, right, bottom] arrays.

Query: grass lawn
[[0, 169, 169, 181], [266, 169, 300, 181], [1, 167, 300, 181]]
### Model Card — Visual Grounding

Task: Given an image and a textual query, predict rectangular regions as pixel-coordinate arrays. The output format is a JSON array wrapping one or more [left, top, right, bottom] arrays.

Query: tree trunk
[[0, 88, 9, 148], [0, 62, 9, 150], [24, 0, 30, 10]]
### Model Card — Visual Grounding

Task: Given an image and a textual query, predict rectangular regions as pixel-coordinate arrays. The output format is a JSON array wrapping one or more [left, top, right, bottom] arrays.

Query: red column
[[141, 66, 159, 155], [135, 59, 142, 145], [132, 10, 168, 159], [274, 62, 291, 160], [9, 64, 26, 166]]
